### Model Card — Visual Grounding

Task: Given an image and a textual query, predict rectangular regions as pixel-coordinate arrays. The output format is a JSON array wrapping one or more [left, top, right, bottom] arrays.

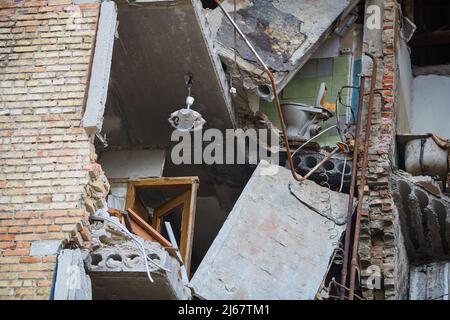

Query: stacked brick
[[359, 0, 409, 300], [0, 0, 100, 299]]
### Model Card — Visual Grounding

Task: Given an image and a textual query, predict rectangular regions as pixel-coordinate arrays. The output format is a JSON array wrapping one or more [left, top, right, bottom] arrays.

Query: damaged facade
[[0, 0, 450, 301]]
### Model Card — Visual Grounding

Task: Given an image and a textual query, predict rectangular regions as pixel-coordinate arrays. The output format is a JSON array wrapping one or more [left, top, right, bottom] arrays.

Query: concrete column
[[82, 1, 118, 134]]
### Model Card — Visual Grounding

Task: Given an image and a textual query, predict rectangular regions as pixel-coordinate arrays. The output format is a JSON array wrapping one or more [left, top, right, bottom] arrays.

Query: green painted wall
[[261, 55, 351, 147]]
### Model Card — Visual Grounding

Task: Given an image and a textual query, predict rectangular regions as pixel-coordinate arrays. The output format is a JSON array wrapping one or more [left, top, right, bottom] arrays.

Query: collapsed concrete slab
[[410, 262, 450, 300], [392, 173, 450, 263], [103, 0, 235, 148], [206, 0, 359, 103], [54, 249, 92, 300], [189, 162, 354, 300]]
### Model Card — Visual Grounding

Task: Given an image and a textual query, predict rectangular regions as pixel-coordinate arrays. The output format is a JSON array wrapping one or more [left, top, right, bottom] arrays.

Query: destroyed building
[[0, 0, 450, 301]]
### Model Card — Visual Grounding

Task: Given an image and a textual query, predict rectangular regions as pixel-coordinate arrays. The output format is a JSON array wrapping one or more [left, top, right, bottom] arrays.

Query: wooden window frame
[[124, 177, 199, 276]]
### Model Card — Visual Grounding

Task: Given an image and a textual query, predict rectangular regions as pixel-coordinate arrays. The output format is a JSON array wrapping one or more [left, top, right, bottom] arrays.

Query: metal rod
[[339, 76, 366, 298], [348, 52, 378, 300], [213, 0, 319, 182]]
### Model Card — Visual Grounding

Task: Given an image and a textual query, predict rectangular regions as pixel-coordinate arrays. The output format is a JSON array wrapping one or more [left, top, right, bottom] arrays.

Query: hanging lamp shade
[[168, 95, 206, 132]]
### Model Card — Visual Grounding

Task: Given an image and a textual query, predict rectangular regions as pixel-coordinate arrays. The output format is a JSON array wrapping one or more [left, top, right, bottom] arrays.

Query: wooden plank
[[124, 182, 149, 222], [129, 220, 155, 242], [125, 183, 135, 215], [130, 177, 199, 187], [127, 208, 172, 248], [179, 183, 198, 277], [152, 192, 187, 232], [107, 208, 125, 226]]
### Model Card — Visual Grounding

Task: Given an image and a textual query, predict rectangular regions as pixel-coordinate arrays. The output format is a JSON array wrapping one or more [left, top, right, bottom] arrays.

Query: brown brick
[[18, 272, 47, 280], [42, 256, 56, 263], [0, 235, 14, 241], [2, 248, 30, 256], [0, 0, 100, 300], [19, 256, 41, 264]]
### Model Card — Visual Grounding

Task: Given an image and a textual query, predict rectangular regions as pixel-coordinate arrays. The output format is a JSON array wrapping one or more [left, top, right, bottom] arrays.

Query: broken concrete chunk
[[208, 0, 357, 94], [84, 197, 96, 215], [54, 249, 92, 300], [392, 174, 450, 262], [410, 262, 450, 300], [85, 240, 191, 300], [30, 240, 62, 257], [189, 162, 354, 300]]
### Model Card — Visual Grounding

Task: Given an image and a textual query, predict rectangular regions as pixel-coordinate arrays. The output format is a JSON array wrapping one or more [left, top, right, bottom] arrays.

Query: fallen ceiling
[[207, 0, 359, 94], [190, 162, 354, 300], [103, 0, 235, 148]]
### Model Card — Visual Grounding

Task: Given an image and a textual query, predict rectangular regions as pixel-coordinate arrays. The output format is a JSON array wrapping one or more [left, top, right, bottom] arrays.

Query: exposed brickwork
[[0, 0, 100, 299], [359, 0, 409, 300]]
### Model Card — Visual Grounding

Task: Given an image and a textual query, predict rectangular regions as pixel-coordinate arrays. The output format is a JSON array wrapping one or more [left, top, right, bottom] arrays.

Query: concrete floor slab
[[189, 162, 353, 300], [103, 0, 234, 148]]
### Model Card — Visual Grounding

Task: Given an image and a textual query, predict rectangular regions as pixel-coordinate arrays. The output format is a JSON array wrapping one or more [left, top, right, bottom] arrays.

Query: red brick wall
[[0, 0, 100, 299], [359, 0, 409, 300]]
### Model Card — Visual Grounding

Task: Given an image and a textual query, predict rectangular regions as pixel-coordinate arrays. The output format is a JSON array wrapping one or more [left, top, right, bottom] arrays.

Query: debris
[[54, 249, 92, 300], [410, 262, 450, 300], [189, 162, 354, 300], [127, 208, 172, 248], [85, 237, 190, 300]]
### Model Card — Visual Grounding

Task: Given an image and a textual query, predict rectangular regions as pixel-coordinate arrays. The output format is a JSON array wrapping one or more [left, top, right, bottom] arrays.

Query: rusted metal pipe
[[213, 0, 328, 182], [339, 76, 366, 298], [348, 52, 378, 300]]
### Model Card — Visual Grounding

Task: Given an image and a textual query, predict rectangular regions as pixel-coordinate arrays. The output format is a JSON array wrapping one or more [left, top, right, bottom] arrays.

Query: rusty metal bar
[[213, 0, 330, 182], [339, 75, 366, 298], [348, 52, 378, 300]]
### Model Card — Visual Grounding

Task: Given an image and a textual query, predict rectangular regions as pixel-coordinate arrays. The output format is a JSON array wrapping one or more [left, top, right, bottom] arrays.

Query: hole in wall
[[107, 254, 122, 262], [337, 162, 351, 175], [257, 85, 271, 99], [147, 253, 160, 261], [201, 0, 219, 9], [90, 253, 103, 266], [105, 254, 123, 269], [304, 156, 318, 169], [323, 160, 335, 171]]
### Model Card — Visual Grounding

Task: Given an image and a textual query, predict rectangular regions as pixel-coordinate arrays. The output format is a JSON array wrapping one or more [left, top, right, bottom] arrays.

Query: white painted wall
[[398, 40, 413, 113], [397, 38, 450, 139], [410, 75, 450, 139]]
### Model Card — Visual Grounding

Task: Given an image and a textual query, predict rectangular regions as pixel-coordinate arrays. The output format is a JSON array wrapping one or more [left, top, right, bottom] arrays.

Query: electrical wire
[[339, 157, 347, 193], [291, 125, 337, 158], [334, 97, 345, 143], [338, 86, 358, 125], [100, 215, 171, 285]]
